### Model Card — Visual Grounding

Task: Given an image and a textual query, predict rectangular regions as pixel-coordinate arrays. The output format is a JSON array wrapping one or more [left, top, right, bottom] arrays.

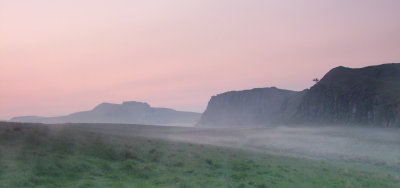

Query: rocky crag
[[198, 63, 400, 127]]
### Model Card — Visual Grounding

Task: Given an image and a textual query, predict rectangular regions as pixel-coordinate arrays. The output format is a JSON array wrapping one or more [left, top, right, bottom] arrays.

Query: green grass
[[0, 122, 399, 188]]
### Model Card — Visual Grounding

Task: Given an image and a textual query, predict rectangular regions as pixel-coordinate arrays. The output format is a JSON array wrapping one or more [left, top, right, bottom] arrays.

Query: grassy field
[[0, 122, 399, 188]]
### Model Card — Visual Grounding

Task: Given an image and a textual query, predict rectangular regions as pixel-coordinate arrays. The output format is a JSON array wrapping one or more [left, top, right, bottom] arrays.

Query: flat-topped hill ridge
[[11, 101, 201, 125]]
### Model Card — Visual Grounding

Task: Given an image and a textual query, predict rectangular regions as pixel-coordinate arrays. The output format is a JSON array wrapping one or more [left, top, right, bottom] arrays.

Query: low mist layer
[[52, 123, 400, 169], [0, 122, 398, 187]]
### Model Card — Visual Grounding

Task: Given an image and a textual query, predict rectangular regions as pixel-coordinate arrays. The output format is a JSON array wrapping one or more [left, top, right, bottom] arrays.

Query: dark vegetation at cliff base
[[0, 122, 399, 188]]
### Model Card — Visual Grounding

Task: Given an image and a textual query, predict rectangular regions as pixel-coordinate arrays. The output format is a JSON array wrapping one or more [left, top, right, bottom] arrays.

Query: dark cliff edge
[[198, 63, 400, 127], [11, 101, 201, 126], [198, 87, 305, 126], [294, 63, 400, 127]]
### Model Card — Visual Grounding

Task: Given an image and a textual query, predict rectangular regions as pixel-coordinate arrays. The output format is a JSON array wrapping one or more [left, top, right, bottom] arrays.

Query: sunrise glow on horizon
[[1, 0, 400, 119]]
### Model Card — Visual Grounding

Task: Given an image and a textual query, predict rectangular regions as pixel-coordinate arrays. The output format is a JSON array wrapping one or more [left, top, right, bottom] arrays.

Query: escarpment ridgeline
[[199, 63, 400, 127]]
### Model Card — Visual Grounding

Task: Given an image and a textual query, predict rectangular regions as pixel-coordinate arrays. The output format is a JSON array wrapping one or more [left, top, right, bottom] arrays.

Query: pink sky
[[1, 0, 400, 119]]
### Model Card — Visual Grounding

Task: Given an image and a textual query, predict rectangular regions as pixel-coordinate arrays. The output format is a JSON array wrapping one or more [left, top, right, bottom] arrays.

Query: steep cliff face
[[198, 63, 400, 127], [198, 87, 304, 126], [295, 64, 400, 127], [11, 101, 201, 125]]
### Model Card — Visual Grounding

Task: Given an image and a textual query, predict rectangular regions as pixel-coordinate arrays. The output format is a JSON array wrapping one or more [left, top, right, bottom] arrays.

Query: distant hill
[[198, 63, 400, 127], [11, 101, 201, 126]]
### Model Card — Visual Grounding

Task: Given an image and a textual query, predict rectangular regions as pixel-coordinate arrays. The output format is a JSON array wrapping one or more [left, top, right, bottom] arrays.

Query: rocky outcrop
[[198, 87, 304, 126], [11, 101, 201, 126], [295, 64, 400, 127], [198, 63, 400, 127]]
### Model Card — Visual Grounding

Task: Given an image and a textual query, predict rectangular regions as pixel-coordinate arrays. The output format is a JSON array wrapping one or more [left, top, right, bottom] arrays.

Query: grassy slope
[[0, 122, 399, 188]]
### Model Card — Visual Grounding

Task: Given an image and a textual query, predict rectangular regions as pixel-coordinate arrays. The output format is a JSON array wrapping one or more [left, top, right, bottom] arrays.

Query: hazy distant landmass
[[11, 101, 201, 126], [199, 63, 400, 127]]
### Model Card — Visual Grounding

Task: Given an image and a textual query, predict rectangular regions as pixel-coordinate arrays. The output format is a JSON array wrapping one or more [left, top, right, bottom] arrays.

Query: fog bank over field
[[2, 122, 398, 187], [69, 123, 400, 168], [169, 126, 400, 165]]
